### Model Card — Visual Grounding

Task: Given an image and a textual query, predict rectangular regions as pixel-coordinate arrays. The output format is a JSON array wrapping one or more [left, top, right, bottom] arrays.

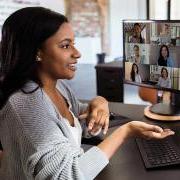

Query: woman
[[158, 45, 174, 67], [130, 63, 142, 83], [130, 45, 145, 64], [130, 23, 145, 43], [157, 67, 171, 88], [0, 7, 174, 180]]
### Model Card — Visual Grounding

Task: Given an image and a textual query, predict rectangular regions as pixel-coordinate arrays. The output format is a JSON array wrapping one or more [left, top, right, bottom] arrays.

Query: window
[[171, 0, 180, 20], [149, 0, 169, 20]]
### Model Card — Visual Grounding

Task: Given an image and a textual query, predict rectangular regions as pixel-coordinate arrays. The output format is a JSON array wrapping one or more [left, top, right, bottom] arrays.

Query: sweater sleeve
[[7, 92, 108, 180]]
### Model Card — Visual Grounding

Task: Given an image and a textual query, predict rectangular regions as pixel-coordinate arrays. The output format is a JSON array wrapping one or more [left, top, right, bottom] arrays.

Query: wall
[[75, 37, 101, 64], [40, 0, 65, 13], [0, 0, 65, 40], [66, 0, 102, 64]]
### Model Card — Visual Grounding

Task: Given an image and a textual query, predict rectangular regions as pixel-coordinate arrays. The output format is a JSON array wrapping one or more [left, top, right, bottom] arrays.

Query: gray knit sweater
[[0, 80, 108, 180]]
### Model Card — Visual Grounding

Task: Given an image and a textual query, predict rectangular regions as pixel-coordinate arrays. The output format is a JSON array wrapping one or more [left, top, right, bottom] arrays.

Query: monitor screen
[[123, 20, 180, 93]]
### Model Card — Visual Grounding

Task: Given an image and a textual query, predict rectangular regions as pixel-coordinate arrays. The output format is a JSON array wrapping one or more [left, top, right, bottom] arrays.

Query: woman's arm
[[98, 121, 174, 159]]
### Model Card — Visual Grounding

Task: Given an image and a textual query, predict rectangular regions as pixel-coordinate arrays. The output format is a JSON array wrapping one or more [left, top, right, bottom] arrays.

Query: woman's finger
[[88, 110, 97, 130], [143, 130, 175, 139], [98, 111, 109, 127], [79, 113, 88, 120], [88, 118, 96, 130], [96, 110, 104, 124], [103, 116, 109, 135]]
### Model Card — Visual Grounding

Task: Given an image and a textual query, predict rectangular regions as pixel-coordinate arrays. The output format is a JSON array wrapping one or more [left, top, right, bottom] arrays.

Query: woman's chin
[[66, 73, 75, 80]]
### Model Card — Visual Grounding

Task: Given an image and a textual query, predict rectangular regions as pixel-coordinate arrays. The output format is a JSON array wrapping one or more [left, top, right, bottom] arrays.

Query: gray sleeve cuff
[[78, 146, 109, 180]]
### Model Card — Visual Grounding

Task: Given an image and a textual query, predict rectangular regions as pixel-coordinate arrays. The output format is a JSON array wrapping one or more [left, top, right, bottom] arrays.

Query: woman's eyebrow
[[59, 38, 74, 44]]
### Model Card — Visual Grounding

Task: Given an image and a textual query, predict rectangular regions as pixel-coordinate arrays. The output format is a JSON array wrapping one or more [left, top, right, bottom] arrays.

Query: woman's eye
[[61, 44, 71, 49], [59, 42, 75, 49]]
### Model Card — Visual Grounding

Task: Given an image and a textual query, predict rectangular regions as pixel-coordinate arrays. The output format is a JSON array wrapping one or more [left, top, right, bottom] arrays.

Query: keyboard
[[136, 127, 180, 169]]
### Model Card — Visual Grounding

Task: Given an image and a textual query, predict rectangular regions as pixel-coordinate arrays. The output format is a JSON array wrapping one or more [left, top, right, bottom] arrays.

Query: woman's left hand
[[79, 96, 109, 135]]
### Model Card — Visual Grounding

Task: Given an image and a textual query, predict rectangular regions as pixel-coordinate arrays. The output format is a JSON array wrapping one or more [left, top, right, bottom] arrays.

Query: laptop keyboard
[[136, 126, 180, 169]]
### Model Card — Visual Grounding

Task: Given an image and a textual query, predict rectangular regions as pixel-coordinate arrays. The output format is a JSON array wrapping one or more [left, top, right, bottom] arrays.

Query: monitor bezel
[[123, 19, 180, 94]]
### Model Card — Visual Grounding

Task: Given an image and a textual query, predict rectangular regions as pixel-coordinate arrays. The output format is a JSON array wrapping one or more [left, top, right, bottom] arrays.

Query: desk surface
[[95, 103, 180, 180]]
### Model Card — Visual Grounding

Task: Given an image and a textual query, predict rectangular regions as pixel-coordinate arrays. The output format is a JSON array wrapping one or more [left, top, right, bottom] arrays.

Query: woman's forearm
[[97, 121, 174, 160], [97, 124, 129, 159]]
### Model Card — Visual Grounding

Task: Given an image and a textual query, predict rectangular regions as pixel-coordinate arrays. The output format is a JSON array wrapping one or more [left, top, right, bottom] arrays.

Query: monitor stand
[[144, 92, 180, 121]]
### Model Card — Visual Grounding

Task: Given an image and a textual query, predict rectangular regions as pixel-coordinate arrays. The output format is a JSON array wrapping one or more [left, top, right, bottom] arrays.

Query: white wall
[[108, 0, 147, 61], [40, 0, 65, 14], [0, 0, 65, 40], [76, 37, 101, 64]]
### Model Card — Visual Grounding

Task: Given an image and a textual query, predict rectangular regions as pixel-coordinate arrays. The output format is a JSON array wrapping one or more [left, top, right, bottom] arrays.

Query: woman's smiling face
[[38, 22, 81, 80]]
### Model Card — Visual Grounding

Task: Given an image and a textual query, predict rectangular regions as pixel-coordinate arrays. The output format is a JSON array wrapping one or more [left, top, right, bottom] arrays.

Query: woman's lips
[[67, 63, 77, 71]]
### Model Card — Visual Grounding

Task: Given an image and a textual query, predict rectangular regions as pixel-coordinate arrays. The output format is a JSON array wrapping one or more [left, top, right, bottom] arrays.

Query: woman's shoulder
[[8, 81, 44, 109]]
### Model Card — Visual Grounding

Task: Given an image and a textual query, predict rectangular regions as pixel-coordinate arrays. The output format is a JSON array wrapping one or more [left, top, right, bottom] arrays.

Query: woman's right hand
[[122, 121, 175, 140], [97, 121, 175, 160]]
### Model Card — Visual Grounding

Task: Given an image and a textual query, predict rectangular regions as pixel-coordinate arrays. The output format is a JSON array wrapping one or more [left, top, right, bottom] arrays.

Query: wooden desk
[[95, 103, 180, 180]]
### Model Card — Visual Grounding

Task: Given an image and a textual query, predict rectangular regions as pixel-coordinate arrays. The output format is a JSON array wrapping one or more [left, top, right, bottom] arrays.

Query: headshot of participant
[[0, 7, 174, 180], [130, 45, 145, 64], [158, 45, 174, 67], [130, 63, 142, 83], [130, 23, 145, 43], [157, 67, 171, 88]]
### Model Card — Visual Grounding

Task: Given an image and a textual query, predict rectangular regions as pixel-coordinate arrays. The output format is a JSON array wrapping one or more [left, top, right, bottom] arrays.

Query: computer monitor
[[123, 20, 180, 120]]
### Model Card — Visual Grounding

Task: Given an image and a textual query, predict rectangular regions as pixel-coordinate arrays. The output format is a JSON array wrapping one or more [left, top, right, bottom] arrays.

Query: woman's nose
[[73, 46, 81, 59]]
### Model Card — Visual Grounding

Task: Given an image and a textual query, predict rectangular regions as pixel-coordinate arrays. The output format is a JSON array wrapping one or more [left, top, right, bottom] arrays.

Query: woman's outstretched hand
[[123, 121, 175, 139], [97, 120, 174, 160]]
